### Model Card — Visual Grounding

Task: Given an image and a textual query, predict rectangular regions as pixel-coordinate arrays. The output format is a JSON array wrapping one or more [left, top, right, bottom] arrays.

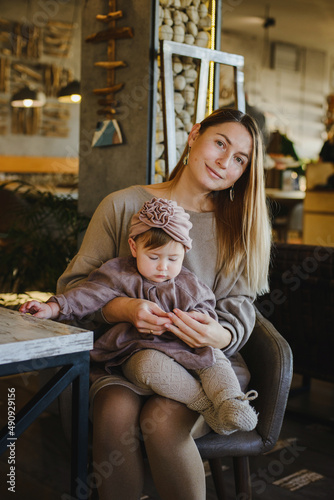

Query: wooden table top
[[0, 306, 93, 365]]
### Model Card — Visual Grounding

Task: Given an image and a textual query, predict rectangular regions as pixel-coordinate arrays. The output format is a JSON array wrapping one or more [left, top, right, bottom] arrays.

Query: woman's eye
[[217, 140, 225, 148], [149, 256, 158, 260], [235, 156, 244, 165]]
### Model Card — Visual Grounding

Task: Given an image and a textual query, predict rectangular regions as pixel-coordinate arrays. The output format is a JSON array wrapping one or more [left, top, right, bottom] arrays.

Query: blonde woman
[[57, 108, 271, 500]]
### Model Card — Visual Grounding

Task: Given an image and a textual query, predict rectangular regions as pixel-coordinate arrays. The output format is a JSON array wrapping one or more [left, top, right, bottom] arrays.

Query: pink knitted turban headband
[[129, 197, 193, 251]]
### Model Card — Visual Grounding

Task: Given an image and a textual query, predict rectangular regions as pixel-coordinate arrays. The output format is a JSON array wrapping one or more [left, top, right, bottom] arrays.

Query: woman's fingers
[[133, 300, 172, 334], [186, 310, 212, 324], [167, 323, 202, 348], [168, 309, 210, 330], [167, 309, 232, 350], [165, 309, 210, 347], [148, 302, 170, 319]]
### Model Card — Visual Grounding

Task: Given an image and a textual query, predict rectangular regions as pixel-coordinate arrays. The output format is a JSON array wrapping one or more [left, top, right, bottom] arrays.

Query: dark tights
[[92, 385, 206, 500]]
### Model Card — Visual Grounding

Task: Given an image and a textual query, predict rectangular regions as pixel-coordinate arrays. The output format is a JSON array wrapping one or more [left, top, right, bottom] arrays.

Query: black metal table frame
[[0, 351, 90, 500]]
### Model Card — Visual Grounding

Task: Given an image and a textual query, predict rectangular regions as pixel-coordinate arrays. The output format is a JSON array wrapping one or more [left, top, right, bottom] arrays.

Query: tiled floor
[[0, 373, 334, 500]]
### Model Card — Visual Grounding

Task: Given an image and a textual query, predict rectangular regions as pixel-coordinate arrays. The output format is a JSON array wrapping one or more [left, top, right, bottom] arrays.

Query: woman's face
[[187, 121, 253, 193]]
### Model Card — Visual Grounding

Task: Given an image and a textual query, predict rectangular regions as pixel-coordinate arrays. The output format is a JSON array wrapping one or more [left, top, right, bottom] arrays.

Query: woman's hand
[[165, 308, 232, 350], [102, 297, 173, 335]]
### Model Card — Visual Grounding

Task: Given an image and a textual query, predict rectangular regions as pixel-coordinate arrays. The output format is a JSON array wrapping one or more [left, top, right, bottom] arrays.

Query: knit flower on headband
[[129, 198, 193, 251], [140, 198, 176, 227]]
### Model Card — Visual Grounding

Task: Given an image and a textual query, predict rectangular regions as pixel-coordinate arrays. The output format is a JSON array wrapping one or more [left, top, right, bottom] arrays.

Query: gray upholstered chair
[[195, 310, 293, 499], [60, 309, 292, 500]]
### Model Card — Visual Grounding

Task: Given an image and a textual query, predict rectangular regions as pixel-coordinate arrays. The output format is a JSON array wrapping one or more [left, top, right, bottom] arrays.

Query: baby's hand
[[19, 300, 58, 319]]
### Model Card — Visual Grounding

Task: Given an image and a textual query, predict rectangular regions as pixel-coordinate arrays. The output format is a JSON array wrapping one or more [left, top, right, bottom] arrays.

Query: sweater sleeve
[[56, 195, 120, 294], [51, 259, 129, 322], [214, 267, 256, 357]]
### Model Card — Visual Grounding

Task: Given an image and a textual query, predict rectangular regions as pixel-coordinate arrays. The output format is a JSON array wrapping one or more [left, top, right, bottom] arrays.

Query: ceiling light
[[57, 80, 81, 103], [11, 87, 46, 108]]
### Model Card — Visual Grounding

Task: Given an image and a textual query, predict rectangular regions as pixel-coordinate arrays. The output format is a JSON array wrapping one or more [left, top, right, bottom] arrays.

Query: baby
[[20, 197, 258, 435]]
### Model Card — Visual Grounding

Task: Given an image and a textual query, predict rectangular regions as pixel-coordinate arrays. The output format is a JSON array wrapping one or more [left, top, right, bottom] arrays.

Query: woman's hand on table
[[165, 309, 232, 350], [102, 297, 172, 335]]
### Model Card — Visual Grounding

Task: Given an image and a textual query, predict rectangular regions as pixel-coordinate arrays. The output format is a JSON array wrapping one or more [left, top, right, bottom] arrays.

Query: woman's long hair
[[169, 108, 271, 295]]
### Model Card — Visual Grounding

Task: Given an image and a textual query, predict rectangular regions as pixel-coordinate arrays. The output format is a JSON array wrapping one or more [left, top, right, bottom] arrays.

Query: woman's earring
[[183, 147, 191, 166], [229, 184, 235, 202]]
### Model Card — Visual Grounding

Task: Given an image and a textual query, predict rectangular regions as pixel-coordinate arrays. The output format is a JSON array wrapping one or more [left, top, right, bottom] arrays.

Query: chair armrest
[[240, 309, 293, 451]]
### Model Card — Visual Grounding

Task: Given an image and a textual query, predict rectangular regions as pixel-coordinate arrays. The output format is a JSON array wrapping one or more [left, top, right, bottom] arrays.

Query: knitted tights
[[196, 348, 243, 402], [92, 384, 205, 500], [123, 348, 258, 435], [123, 348, 242, 406], [122, 349, 207, 406]]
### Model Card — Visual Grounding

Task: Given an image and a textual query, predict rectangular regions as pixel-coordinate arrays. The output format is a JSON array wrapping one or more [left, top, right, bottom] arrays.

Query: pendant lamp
[[57, 79, 81, 103], [11, 87, 46, 108]]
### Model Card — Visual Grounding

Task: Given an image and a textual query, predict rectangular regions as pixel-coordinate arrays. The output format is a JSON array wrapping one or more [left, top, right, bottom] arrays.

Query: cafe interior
[[0, 1, 333, 499]]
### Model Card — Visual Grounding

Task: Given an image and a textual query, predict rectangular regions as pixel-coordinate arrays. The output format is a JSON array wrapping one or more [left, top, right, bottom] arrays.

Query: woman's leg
[[140, 395, 206, 500], [92, 385, 146, 500]]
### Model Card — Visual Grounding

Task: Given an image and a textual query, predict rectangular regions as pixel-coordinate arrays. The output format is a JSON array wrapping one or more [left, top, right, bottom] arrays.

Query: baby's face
[[130, 239, 185, 283]]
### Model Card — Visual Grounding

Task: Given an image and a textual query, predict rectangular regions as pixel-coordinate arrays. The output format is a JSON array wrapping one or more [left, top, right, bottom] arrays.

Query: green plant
[[0, 181, 90, 293]]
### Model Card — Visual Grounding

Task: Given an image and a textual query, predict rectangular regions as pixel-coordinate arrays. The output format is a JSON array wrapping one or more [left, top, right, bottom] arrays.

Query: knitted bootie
[[187, 395, 229, 435], [216, 390, 259, 434]]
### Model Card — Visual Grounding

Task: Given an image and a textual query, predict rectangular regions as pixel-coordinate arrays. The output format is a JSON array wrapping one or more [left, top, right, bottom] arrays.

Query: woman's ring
[[150, 329, 153, 334]]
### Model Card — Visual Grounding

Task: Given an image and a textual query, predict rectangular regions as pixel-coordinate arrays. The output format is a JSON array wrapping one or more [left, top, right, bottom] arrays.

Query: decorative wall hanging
[[92, 119, 123, 147], [85, 0, 134, 146], [0, 17, 41, 58], [0, 98, 8, 135], [0, 16, 75, 137], [0, 57, 10, 93], [11, 107, 41, 135], [43, 21, 74, 57], [41, 103, 70, 137]]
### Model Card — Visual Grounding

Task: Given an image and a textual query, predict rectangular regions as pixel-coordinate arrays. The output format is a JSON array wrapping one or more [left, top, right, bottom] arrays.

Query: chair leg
[[233, 456, 252, 499], [208, 458, 227, 500]]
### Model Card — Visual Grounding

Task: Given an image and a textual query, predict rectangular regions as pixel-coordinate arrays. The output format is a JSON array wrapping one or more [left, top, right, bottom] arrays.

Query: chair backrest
[[241, 311, 293, 450]]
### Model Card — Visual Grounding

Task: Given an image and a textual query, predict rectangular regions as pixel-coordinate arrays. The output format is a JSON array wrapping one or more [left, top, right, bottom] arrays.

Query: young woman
[[57, 108, 271, 500]]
